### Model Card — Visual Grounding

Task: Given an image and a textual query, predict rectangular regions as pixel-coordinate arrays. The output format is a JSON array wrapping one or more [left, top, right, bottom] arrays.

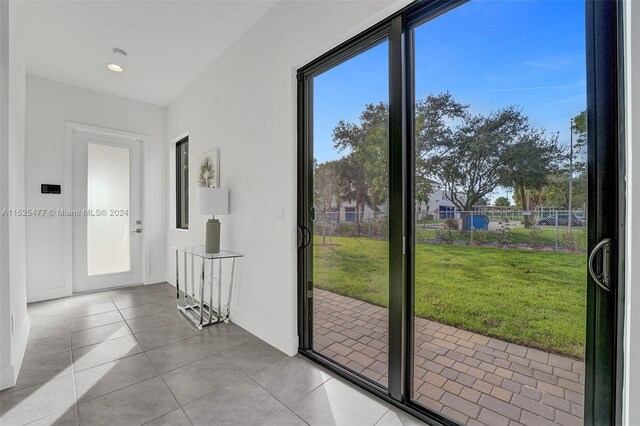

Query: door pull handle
[[303, 226, 312, 248], [297, 225, 312, 249], [588, 238, 612, 292], [297, 225, 304, 249]]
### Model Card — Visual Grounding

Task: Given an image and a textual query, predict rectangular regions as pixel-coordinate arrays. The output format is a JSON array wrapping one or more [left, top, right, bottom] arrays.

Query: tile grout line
[[372, 409, 392, 426], [16, 298, 79, 426], [66, 297, 81, 426], [259, 403, 311, 426], [152, 336, 258, 376], [69, 308, 192, 374], [72, 292, 165, 406], [240, 357, 333, 423], [125, 325, 299, 423], [23, 285, 391, 426], [70, 290, 181, 423], [113, 293, 187, 425]]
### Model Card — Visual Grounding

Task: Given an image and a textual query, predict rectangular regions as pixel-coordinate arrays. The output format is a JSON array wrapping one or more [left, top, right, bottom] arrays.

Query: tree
[[421, 105, 530, 234], [501, 127, 563, 226], [415, 92, 467, 203], [494, 196, 511, 207], [513, 185, 551, 210], [332, 157, 368, 224], [528, 169, 587, 210], [511, 111, 586, 211], [415, 178, 434, 221], [571, 110, 587, 170], [327, 93, 566, 235], [569, 110, 588, 211], [314, 160, 341, 245], [333, 102, 389, 222]]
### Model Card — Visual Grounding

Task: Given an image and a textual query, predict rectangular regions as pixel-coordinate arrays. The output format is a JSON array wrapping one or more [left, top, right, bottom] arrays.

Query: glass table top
[[173, 246, 244, 259]]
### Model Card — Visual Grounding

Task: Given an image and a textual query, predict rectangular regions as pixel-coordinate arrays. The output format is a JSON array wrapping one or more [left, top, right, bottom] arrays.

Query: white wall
[[0, 0, 9, 391], [25, 76, 167, 302], [624, 0, 640, 423], [166, 0, 408, 356], [0, 0, 29, 390]]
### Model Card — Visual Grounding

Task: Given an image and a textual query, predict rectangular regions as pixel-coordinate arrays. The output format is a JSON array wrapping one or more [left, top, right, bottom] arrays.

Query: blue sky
[[313, 0, 586, 196]]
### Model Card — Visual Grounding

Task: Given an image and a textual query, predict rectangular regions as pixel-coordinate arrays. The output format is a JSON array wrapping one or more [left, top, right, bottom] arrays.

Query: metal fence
[[313, 209, 587, 253]]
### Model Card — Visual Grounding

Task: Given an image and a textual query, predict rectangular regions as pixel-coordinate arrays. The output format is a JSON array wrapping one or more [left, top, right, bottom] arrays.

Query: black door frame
[[297, 1, 625, 424], [584, 1, 626, 424]]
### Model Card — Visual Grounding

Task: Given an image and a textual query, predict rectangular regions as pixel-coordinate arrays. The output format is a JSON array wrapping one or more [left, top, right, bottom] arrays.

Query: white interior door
[[72, 128, 143, 293]]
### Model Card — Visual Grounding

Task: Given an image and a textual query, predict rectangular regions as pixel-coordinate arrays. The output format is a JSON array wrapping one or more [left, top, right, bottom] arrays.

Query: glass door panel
[[410, 1, 587, 424], [87, 142, 131, 275], [310, 39, 390, 387]]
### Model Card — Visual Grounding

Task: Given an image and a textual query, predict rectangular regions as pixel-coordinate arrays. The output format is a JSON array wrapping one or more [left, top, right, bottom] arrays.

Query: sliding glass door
[[303, 36, 391, 388], [298, 1, 623, 424], [409, 2, 588, 424]]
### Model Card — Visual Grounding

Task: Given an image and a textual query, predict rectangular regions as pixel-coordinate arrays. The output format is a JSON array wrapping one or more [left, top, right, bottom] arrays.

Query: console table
[[174, 246, 243, 329]]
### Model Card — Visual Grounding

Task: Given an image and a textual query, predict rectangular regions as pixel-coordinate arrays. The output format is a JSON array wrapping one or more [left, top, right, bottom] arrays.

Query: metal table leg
[[199, 257, 205, 328], [175, 249, 180, 308], [190, 253, 195, 302], [218, 259, 222, 322], [225, 258, 237, 322], [183, 251, 188, 306], [209, 258, 214, 324]]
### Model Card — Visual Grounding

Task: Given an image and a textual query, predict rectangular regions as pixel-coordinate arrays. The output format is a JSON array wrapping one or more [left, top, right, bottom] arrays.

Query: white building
[[325, 181, 465, 223], [416, 182, 466, 221]]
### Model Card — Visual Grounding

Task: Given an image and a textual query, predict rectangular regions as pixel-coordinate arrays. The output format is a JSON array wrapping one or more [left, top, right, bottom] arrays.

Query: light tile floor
[[0, 283, 425, 426]]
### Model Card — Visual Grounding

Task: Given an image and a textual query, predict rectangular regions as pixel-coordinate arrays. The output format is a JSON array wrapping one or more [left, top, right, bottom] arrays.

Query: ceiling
[[17, 1, 278, 106]]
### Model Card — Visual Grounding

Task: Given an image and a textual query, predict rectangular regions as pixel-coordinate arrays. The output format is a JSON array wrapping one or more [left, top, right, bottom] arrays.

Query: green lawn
[[313, 236, 586, 359]]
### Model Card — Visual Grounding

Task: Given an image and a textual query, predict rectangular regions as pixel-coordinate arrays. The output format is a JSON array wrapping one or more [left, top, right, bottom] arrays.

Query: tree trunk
[[322, 220, 326, 246], [519, 186, 533, 228], [459, 211, 469, 237]]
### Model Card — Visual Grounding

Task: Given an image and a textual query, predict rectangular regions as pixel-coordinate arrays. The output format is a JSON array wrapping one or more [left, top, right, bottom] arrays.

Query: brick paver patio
[[313, 288, 585, 426]]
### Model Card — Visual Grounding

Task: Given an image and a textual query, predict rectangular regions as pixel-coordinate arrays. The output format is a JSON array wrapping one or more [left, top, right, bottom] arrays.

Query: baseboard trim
[[29, 280, 168, 303], [0, 316, 30, 390], [163, 281, 297, 355], [231, 308, 297, 356], [27, 287, 70, 303], [144, 281, 170, 286]]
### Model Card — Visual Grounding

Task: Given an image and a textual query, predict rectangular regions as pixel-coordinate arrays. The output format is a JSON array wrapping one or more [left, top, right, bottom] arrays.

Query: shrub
[[561, 230, 584, 252], [473, 230, 488, 245], [365, 216, 389, 239], [529, 226, 543, 249], [497, 217, 511, 245], [436, 229, 455, 244], [333, 222, 357, 237], [443, 218, 459, 230]]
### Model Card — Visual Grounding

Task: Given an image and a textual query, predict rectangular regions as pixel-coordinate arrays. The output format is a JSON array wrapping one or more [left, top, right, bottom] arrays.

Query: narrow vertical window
[[176, 137, 189, 229]]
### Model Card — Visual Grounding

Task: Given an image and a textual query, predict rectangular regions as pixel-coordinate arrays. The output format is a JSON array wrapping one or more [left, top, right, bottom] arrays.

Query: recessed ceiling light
[[107, 63, 124, 72], [106, 48, 127, 73]]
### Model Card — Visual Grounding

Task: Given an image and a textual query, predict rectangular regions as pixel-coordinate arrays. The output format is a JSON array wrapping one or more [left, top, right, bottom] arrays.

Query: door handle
[[297, 225, 312, 249], [131, 228, 143, 234], [588, 238, 612, 292], [303, 226, 312, 248], [297, 225, 304, 249]]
